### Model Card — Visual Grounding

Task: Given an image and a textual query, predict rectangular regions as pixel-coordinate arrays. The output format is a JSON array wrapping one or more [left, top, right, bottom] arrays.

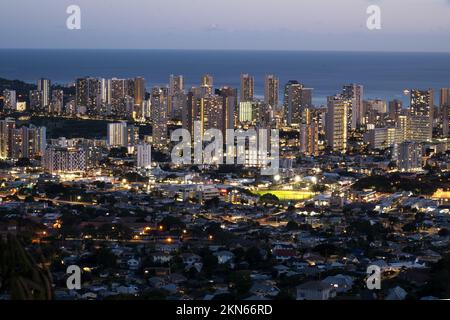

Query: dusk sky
[[2, 0, 450, 51]]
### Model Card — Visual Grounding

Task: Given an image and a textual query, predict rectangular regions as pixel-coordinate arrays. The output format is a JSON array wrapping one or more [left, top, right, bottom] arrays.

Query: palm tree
[[0, 235, 54, 300]]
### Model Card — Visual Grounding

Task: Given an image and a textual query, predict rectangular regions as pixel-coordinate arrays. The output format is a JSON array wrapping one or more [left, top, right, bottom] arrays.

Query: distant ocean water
[[1, 49, 450, 106]]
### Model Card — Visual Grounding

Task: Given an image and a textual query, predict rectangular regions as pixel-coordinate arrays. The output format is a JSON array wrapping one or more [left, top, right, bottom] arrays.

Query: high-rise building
[[326, 95, 349, 153], [201, 74, 213, 88], [239, 101, 264, 124], [142, 97, 150, 116], [201, 94, 224, 133], [3, 89, 16, 110], [50, 90, 64, 114], [409, 89, 433, 142], [366, 99, 387, 114], [201, 74, 214, 95], [362, 126, 402, 150], [216, 86, 237, 135], [363, 106, 385, 128], [169, 75, 185, 120], [284, 80, 302, 126], [397, 141, 422, 172], [107, 122, 128, 147], [342, 84, 364, 129], [16, 102, 26, 112], [181, 86, 234, 139], [134, 77, 146, 106], [284, 81, 313, 126], [169, 75, 184, 96], [170, 92, 187, 120], [76, 78, 88, 107], [76, 77, 101, 113], [239, 101, 254, 123], [108, 78, 127, 110], [182, 87, 232, 149], [397, 114, 409, 143], [100, 78, 108, 106], [136, 143, 152, 169], [299, 108, 319, 156], [29, 90, 42, 112], [151, 87, 169, 150], [258, 102, 275, 126], [0, 118, 45, 159], [183, 89, 202, 137], [240, 74, 254, 102], [0, 118, 16, 158], [388, 99, 402, 122], [124, 95, 135, 117], [264, 75, 279, 110], [37, 78, 51, 109], [127, 125, 140, 146], [440, 88, 450, 136], [64, 100, 76, 116], [386, 127, 403, 147], [11, 125, 46, 159], [43, 146, 87, 173]]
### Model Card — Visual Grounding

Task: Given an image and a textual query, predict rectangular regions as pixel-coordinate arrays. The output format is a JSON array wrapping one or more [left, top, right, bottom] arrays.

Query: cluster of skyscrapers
[[2, 73, 450, 173], [74, 77, 145, 118], [0, 118, 46, 160]]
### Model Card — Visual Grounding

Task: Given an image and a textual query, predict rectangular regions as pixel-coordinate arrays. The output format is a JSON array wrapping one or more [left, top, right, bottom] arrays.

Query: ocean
[[0, 49, 449, 105]]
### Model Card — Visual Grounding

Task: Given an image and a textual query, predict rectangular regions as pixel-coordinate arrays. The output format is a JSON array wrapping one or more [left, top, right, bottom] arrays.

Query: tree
[[311, 184, 327, 193], [159, 216, 185, 231], [212, 293, 235, 300], [201, 250, 218, 276], [60, 213, 81, 238], [421, 253, 450, 298], [313, 243, 342, 260], [0, 235, 53, 300], [414, 212, 426, 222], [205, 222, 235, 245], [229, 271, 252, 296], [245, 246, 263, 268], [352, 175, 392, 192], [97, 223, 132, 240], [438, 228, 449, 237], [402, 222, 417, 232], [104, 294, 139, 300], [232, 247, 246, 263], [286, 220, 299, 231], [95, 247, 117, 268], [141, 289, 168, 300], [204, 197, 220, 209], [108, 147, 128, 158], [259, 193, 279, 205], [274, 289, 295, 300], [16, 157, 31, 167], [122, 172, 147, 183]]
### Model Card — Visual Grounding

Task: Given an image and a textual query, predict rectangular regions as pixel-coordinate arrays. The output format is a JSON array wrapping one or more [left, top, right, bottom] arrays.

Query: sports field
[[253, 190, 315, 201]]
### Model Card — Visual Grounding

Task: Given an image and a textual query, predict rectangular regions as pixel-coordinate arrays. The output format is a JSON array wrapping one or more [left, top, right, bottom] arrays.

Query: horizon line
[[1, 48, 450, 54]]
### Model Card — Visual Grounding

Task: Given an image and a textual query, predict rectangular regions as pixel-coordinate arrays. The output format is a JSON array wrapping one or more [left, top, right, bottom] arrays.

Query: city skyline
[[1, 67, 449, 303], [1, 0, 450, 306]]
